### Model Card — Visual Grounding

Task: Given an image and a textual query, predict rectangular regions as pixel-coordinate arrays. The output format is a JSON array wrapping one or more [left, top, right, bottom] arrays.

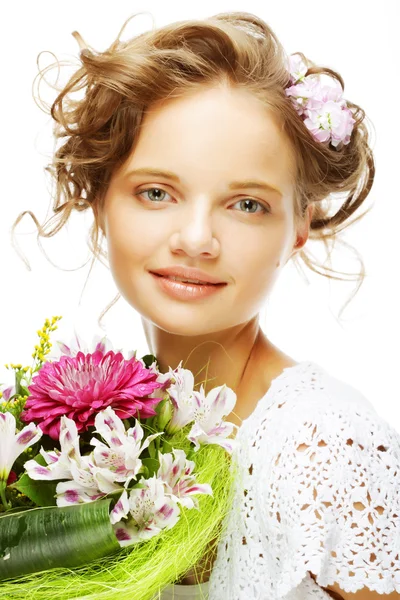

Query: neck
[[141, 314, 268, 398]]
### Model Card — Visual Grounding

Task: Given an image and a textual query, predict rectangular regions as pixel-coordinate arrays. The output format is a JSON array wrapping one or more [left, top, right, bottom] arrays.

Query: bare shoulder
[[256, 336, 299, 382], [230, 339, 299, 424]]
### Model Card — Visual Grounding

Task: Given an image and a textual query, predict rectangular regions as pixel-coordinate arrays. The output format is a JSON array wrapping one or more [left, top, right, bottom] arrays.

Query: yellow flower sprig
[[0, 316, 62, 426], [30, 316, 62, 374]]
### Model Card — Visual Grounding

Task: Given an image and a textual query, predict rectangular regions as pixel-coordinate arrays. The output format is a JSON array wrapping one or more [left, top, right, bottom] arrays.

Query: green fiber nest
[[0, 428, 236, 600]]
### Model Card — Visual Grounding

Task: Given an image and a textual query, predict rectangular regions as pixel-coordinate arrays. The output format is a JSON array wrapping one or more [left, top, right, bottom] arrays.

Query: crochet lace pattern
[[206, 360, 400, 599]]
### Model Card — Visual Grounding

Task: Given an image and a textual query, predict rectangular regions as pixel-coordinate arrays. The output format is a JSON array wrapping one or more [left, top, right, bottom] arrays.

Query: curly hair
[[11, 10, 375, 324]]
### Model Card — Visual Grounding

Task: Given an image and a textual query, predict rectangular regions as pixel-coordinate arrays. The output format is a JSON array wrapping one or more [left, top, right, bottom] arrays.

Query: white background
[[1, 1, 399, 428]]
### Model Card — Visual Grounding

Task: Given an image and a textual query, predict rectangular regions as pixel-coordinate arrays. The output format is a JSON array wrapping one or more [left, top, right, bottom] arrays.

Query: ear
[[287, 203, 314, 262]]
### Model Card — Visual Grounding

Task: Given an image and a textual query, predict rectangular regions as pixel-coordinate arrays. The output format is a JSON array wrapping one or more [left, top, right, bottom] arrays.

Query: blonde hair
[[12, 10, 375, 324]]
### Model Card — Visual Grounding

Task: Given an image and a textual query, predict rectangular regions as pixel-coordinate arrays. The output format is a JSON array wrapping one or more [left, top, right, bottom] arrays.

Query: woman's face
[[101, 84, 309, 336]]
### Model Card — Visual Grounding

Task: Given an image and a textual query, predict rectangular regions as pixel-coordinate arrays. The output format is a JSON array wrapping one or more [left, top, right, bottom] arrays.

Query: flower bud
[[156, 397, 172, 431]]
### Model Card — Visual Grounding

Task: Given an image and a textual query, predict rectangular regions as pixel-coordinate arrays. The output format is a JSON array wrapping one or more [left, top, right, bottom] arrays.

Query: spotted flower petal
[[165, 363, 196, 433], [91, 406, 162, 485], [25, 414, 122, 506], [110, 489, 130, 524], [48, 330, 117, 360], [24, 415, 82, 481], [187, 384, 238, 453], [0, 384, 16, 403], [188, 421, 237, 453], [55, 480, 106, 506], [0, 412, 42, 491], [157, 449, 213, 509], [192, 384, 236, 430], [112, 475, 181, 547]]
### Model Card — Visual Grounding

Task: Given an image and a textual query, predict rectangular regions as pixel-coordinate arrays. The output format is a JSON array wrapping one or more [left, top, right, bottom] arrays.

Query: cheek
[[229, 227, 288, 305], [239, 253, 279, 302], [105, 221, 156, 309], [231, 228, 285, 278], [105, 209, 163, 269]]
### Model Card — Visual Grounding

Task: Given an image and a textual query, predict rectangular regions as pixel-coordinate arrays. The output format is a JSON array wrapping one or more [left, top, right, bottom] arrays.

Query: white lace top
[[159, 360, 400, 599]]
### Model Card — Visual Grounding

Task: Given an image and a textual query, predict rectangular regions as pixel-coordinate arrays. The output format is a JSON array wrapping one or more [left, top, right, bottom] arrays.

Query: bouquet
[[0, 317, 237, 600]]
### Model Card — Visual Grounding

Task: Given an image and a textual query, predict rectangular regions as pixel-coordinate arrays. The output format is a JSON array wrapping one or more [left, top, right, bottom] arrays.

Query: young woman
[[15, 10, 400, 600]]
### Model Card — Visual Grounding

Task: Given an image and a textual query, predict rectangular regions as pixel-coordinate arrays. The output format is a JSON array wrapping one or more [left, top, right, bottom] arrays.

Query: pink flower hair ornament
[[74, 36, 353, 151], [285, 54, 356, 149]]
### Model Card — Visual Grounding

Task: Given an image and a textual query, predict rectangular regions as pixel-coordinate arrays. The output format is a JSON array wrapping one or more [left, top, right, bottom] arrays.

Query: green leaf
[[0, 498, 121, 580], [147, 439, 156, 459], [18, 385, 30, 397], [162, 439, 173, 454], [12, 454, 57, 507], [140, 353, 159, 369], [0, 507, 32, 517], [128, 481, 147, 491], [14, 370, 26, 397], [12, 473, 57, 508], [141, 457, 159, 477]]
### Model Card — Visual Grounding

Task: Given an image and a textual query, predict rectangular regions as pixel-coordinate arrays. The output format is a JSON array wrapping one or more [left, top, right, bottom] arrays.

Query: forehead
[[118, 85, 296, 194]]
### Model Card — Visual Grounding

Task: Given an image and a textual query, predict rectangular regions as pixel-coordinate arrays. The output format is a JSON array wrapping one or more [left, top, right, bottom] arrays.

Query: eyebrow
[[124, 167, 282, 197]]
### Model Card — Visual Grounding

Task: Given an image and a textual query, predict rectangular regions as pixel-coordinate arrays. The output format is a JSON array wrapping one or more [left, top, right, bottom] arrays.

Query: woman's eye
[[136, 187, 171, 203], [136, 187, 270, 215], [232, 198, 270, 215]]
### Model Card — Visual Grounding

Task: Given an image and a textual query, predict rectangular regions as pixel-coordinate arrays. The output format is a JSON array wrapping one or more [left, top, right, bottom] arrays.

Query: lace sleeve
[[254, 390, 400, 597]]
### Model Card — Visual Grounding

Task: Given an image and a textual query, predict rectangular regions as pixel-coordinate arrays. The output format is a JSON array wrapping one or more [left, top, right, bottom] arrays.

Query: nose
[[169, 202, 220, 258]]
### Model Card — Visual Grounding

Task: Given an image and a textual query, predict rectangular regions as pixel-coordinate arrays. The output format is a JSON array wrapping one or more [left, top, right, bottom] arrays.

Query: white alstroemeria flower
[[187, 384, 238, 453], [25, 408, 163, 506], [90, 406, 162, 487], [110, 475, 181, 547], [0, 412, 42, 507], [157, 449, 212, 509], [146, 359, 161, 379], [25, 413, 122, 506], [0, 383, 16, 404], [47, 329, 118, 361], [24, 414, 82, 481], [55, 454, 122, 506], [165, 363, 196, 434], [149, 361, 175, 391]]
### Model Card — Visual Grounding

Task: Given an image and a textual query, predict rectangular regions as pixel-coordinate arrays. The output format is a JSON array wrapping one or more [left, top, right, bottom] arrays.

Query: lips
[[151, 272, 226, 300], [149, 266, 226, 285], [152, 274, 221, 286]]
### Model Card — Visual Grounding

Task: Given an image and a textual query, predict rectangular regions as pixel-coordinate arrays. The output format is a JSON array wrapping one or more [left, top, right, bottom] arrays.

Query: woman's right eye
[[136, 187, 171, 203]]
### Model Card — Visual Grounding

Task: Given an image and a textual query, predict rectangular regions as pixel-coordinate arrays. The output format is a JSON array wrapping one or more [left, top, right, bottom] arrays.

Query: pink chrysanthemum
[[21, 350, 163, 440]]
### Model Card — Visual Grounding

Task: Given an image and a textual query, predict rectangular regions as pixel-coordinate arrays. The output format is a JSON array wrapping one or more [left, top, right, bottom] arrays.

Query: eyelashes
[[135, 187, 271, 216]]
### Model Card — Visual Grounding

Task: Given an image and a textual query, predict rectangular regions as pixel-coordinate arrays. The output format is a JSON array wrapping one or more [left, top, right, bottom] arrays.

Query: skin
[[98, 84, 400, 598]]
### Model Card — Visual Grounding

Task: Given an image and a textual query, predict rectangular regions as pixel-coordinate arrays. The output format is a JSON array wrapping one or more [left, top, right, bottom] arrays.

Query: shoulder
[[268, 360, 393, 438], [266, 360, 400, 471], [253, 361, 400, 596], [249, 359, 400, 463]]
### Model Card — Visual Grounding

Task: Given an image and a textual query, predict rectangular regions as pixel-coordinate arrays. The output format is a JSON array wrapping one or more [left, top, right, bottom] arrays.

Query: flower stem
[[0, 482, 11, 510]]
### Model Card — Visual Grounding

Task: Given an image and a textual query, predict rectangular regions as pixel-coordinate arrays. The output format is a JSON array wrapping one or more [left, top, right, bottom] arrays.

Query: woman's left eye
[[135, 187, 270, 215], [232, 198, 270, 215]]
